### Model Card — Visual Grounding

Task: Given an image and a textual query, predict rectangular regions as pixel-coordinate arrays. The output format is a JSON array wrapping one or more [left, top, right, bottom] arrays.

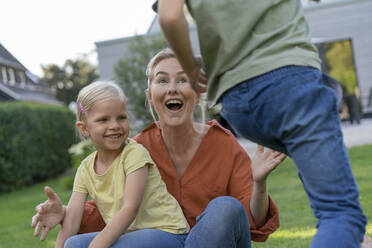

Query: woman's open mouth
[[165, 99, 184, 111]]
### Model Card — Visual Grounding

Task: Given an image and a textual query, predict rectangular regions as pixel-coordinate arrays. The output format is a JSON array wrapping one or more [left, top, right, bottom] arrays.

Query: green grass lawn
[[0, 145, 371, 248]]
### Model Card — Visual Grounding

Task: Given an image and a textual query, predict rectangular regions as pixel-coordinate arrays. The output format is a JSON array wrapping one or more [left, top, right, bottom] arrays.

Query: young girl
[[56, 81, 189, 248]]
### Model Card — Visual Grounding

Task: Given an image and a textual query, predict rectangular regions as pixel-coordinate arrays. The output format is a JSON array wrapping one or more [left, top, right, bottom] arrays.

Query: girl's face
[[77, 99, 129, 156], [148, 58, 199, 127]]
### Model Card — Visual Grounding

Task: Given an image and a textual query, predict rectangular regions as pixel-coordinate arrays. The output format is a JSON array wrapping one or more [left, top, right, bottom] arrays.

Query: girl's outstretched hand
[[251, 145, 287, 183], [31, 186, 65, 241]]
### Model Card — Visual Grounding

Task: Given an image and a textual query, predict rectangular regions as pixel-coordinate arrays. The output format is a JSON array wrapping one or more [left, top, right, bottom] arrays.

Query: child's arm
[[55, 192, 87, 248], [88, 166, 149, 248]]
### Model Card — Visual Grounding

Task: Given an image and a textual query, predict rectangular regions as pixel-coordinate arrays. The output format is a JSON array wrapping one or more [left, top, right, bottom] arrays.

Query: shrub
[[60, 139, 95, 190], [68, 139, 95, 171], [0, 102, 75, 193]]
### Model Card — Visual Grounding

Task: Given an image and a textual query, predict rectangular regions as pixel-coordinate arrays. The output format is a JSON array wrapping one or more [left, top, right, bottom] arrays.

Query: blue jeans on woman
[[220, 65, 367, 248], [64, 196, 251, 248]]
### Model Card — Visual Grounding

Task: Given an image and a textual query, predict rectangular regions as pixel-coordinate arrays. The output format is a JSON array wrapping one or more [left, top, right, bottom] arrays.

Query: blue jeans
[[64, 229, 186, 248], [220, 65, 367, 248], [64, 196, 250, 248]]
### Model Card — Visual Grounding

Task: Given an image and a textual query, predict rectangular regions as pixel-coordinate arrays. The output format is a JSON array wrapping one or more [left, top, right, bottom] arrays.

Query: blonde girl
[[56, 81, 189, 248]]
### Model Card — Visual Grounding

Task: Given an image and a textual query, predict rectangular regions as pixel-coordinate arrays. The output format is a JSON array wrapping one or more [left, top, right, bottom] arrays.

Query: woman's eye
[[118, 115, 127, 120], [179, 78, 187, 83], [98, 118, 107, 122], [158, 79, 167, 84]]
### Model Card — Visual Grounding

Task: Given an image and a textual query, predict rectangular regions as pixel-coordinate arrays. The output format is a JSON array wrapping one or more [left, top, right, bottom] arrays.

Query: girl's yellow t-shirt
[[73, 139, 189, 234]]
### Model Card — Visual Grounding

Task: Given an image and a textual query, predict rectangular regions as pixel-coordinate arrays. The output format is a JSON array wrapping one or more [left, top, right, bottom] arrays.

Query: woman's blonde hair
[[145, 48, 206, 123], [76, 81, 126, 122]]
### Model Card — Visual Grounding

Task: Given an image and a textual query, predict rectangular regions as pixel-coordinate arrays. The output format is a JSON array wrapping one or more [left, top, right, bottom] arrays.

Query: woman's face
[[148, 57, 199, 127]]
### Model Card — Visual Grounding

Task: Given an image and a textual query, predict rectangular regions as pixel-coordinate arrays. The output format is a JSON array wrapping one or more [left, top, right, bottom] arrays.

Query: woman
[[32, 49, 285, 248]]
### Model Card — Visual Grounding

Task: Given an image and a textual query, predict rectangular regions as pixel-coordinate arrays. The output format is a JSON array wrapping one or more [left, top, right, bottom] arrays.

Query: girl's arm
[[55, 192, 87, 248], [249, 145, 286, 227], [88, 166, 149, 248]]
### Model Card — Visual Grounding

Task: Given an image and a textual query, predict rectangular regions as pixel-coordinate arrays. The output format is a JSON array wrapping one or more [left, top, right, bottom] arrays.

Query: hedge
[[0, 102, 75, 193]]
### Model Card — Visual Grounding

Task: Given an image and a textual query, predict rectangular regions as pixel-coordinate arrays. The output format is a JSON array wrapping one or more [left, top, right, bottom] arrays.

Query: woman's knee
[[206, 196, 248, 225]]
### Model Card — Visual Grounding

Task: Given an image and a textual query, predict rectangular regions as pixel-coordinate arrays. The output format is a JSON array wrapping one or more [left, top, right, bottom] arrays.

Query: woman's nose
[[167, 81, 178, 94]]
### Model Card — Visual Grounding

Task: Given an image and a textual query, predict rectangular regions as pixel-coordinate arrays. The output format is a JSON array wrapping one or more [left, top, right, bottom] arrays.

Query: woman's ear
[[76, 121, 89, 137], [146, 88, 153, 106]]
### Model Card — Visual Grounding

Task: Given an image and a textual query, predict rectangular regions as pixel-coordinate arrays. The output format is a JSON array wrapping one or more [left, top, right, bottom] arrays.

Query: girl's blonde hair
[[76, 81, 126, 121], [145, 48, 206, 123]]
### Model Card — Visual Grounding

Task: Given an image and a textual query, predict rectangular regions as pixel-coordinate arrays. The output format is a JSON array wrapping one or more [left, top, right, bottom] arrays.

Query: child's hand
[[31, 186, 65, 241], [189, 57, 208, 93], [251, 145, 286, 183]]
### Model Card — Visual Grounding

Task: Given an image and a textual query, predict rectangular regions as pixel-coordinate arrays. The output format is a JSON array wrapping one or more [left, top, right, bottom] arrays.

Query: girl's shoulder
[[78, 151, 97, 170]]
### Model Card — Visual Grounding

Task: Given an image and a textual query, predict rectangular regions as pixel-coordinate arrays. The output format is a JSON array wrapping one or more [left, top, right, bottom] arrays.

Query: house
[[95, 0, 372, 117], [0, 43, 60, 104]]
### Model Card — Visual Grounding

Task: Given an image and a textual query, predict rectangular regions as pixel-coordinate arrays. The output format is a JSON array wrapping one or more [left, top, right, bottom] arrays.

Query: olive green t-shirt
[[186, 0, 321, 108]]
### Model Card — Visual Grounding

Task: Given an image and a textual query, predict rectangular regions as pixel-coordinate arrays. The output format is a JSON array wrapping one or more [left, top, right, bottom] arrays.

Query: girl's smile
[[78, 99, 129, 157]]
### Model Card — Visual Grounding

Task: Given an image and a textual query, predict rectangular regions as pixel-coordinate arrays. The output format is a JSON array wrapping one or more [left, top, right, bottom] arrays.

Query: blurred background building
[[95, 0, 372, 121], [0, 43, 60, 104]]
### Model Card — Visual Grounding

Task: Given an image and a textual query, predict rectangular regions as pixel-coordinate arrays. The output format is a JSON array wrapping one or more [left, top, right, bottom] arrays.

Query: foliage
[[0, 102, 75, 193], [1, 144, 371, 247], [114, 35, 167, 133], [68, 139, 95, 171], [60, 140, 95, 190], [42, 55, 99, 105]]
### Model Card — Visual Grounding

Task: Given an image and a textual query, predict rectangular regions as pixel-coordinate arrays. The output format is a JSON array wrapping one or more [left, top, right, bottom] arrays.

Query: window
[[18, 71, 26, 88], [1, 66, 8, 84], [0, 66, 3, 82], [8, 68, 15, 86], [316, 38, 361, 122]]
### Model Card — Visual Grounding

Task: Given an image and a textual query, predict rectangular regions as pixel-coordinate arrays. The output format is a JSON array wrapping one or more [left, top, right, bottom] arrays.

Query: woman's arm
[[249, 145, 286, 227], [88, 166, 149, 248], [55, 192, 87, 248]]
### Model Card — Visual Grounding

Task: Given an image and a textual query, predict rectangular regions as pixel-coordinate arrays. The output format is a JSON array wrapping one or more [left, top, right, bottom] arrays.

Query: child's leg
[[64, 230, 186, 248], [110, 229, 186, 248], [185, 196, 251, 248], [220, 66, 366, 248], [64, 232, 99, 248]]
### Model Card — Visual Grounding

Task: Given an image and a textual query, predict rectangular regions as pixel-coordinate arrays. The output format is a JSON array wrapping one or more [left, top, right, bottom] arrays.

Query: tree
[[42, 55, 99, 105], [115, 35, 167, 133]]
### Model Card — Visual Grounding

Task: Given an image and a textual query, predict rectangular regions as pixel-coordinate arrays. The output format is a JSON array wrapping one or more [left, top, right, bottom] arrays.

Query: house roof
[[0, 43, 26, 70], [0, 43, 61, 105]]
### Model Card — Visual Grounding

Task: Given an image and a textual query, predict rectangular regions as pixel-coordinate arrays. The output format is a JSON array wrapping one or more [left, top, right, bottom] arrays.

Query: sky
[[1, 0, 157, 76]]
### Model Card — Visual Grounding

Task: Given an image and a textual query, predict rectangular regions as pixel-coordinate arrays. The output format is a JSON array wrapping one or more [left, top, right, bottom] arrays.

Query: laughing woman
[[32, 48, 286, 248]]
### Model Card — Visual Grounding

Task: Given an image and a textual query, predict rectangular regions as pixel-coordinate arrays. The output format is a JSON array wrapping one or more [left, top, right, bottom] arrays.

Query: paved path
[[238, 118, 372, 157]]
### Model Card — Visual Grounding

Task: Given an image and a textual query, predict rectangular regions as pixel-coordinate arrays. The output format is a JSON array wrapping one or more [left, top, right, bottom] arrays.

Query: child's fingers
[[33, 222, 42, 237], [40, 227, 50, 241], [31, 214, 40, 228], [44, 186, 57, 201]]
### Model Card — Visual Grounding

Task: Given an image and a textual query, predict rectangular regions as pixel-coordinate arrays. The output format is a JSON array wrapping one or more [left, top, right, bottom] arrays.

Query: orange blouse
[[79, 120, 279, 242]]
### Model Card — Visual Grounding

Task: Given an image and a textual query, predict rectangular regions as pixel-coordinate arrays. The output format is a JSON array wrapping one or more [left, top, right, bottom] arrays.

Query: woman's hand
[[31, 186, 65, 241], [361, 234, 372, 248], [251, 145, 287, 183]]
